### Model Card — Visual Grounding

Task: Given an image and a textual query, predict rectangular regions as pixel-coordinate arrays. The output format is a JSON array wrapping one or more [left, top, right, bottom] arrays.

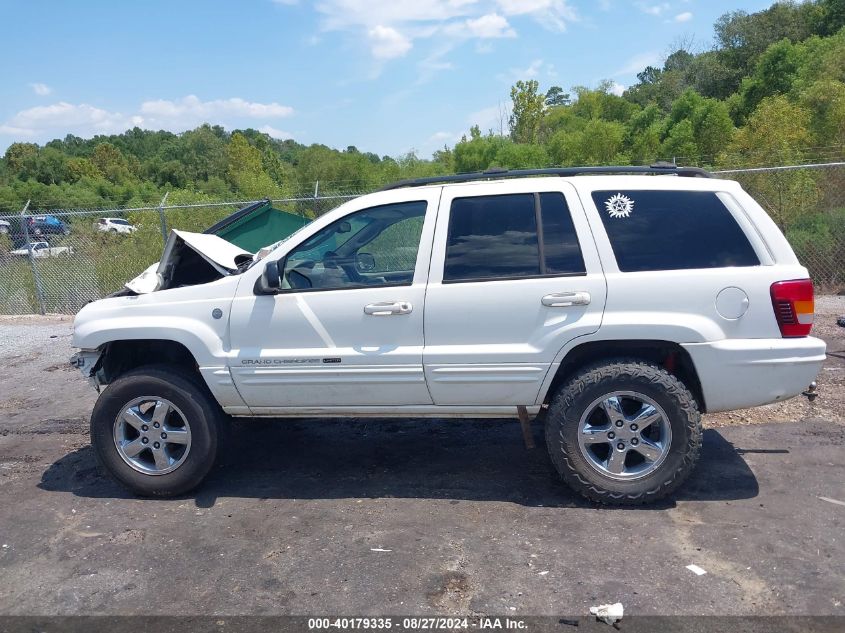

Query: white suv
[[95, 217, 137, 234], [71, 166, 826, 504]]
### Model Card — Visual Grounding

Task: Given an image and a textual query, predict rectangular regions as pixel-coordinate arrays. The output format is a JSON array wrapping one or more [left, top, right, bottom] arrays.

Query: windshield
[[112, 219, 130, 225]]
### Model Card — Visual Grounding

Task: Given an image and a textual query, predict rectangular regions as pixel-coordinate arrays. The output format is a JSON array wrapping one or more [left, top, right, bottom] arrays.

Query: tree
[[818, 0, 845, 35], [509, 80, 546, 144], [684, 51, 744, 100], [90, 143, 133, 183], [4, 143, 39, 177], [662, 89, 734, 163], [226, 133, 281, 198], [735, 38, 804, 121], [545, 86, 571, 107], [453, 132, 509, 172], [728, 95, 817, 226], [800, 79, 845, 146], [626, 104, 665, 164]]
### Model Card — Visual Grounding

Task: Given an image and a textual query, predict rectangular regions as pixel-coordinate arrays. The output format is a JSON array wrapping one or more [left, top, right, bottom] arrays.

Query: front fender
[[73, 315, 227, 366], [72, 280, 240, 367]]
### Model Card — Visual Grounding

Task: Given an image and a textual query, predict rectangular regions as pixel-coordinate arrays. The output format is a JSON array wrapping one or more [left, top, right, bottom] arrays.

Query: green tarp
[[209, 201, 311, 252]]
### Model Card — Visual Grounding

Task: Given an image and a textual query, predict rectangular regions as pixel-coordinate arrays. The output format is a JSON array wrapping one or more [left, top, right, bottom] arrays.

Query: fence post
[[157, 191, 170, 244], [20, 200, 47, 315]]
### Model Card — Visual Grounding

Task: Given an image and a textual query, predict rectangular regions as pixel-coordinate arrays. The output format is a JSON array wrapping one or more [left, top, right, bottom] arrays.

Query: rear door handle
[[364, 301, 413, 316], [541, 292, 591, 308]]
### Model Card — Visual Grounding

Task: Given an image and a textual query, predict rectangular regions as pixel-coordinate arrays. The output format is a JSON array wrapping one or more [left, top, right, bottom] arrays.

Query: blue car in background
[[29, 215, 70, 236]]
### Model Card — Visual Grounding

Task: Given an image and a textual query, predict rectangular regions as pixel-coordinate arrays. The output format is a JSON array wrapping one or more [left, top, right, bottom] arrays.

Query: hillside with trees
[[1, 0, 844, 215]]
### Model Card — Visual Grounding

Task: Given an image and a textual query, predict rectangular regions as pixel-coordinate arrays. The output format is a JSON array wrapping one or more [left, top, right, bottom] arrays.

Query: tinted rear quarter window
[[592, 190, 759, 272]]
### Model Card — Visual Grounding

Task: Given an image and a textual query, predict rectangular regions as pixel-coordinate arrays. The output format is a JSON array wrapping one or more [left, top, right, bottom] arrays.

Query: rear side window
[[592, 190, 759, 272], [443, 193, 585, 282]]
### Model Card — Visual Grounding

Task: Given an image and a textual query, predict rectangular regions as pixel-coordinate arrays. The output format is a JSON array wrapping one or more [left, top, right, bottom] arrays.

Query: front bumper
[[70, 350, 103, 388], [682, 336, 826, 413]]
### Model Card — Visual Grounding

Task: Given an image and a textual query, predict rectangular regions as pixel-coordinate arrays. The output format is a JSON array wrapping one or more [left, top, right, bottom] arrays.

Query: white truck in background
[[10, 241, 74, 258]]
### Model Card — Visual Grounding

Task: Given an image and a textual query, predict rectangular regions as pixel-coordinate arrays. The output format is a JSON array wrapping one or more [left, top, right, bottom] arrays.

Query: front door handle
[[541, 292, 591, 308], [364, 301, 413, 316]]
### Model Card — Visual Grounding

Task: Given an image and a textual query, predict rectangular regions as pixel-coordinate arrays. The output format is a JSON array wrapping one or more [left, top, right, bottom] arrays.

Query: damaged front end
[[70, 349, 104, 390], [124, 230, 253, 295]]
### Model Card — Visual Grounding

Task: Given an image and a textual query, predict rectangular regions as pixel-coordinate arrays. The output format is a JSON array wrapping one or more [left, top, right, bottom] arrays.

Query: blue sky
[[0, 0, 774, 157]]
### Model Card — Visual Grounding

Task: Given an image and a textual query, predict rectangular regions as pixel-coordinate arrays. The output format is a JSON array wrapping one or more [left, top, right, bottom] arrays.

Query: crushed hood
[[125, 230, 253, 294]]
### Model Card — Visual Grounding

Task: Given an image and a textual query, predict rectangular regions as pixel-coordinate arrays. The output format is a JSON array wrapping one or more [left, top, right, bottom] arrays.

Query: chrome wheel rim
[[113, 397, 191, 475], [577, 391, 672, 481]]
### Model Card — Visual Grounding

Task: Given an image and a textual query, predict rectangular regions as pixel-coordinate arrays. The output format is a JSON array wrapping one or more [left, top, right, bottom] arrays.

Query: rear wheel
[[545, 359, 701, 505], [90, 366, 221, 497]]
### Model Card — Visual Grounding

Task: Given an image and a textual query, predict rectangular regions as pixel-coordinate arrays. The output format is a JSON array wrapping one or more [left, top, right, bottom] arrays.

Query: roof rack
[[378, 163, 712, 191]]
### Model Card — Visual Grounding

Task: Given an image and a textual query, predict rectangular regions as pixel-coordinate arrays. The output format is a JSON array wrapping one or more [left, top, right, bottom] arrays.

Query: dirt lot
[[0, 300, 843, 618]]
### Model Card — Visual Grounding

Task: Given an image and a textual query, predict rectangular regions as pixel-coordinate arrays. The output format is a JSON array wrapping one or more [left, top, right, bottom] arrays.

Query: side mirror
[[254, 259, 283, 295]]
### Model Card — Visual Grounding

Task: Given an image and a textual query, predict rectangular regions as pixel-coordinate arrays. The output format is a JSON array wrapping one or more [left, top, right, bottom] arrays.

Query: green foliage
[[663, 89, 734, 161], [509, 80, 546, 144], [785, 207, 845, 287], [0, 0, 842, 243], [545, 86, 571, 107]]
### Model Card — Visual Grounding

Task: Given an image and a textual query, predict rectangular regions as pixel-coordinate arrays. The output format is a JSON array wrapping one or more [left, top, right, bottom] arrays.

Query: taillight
[[770, 279, 814, 337]]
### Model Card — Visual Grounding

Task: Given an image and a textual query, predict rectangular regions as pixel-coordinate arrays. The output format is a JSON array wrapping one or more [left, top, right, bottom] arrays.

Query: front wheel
[[545, 359, 702, 505], [90, 366, 221, 497]]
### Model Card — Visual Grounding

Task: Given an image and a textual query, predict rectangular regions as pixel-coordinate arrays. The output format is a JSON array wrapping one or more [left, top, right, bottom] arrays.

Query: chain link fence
[[0, 163, 842, 315], [0, 193, 359, 314], [716, 162, 845, 292]]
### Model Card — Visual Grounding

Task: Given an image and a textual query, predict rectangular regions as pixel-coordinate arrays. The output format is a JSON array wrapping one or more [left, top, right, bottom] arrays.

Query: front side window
[[592, 190, 760, 272], [281, 201, 427, 291], [443, 193, 586, 282]]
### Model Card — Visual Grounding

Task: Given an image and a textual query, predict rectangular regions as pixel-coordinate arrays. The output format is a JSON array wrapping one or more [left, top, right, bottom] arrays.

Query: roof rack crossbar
[[377, 164, 712, 191]]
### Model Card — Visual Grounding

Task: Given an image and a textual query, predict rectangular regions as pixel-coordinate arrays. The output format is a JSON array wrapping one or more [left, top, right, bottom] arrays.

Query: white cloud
[[468, 102, 511, 135], [316, 0, 477, 31], [608, 81, 626, 96], [259, 125, 293, 139], [495, 0, 576, 30], [522, 59, 544, 78], [367, 25, 413, 59], [462, 13, 516, 38], [0, 125, 37, 137], [29, 83, 52, 96], [426, 131, 457, 147], [139, 95, 293, 127], [314, 0, 576, 62], [0, 102, 132, 137], [0, 95, 295, 142], [636, 2, 670, 17], [674, 11, 693, 22], [613, 51, 661, 76], [498, 58, 555, 83]]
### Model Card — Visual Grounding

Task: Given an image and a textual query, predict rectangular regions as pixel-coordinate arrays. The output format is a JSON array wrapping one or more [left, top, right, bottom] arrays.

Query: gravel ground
[[0, 299, 843, 619]]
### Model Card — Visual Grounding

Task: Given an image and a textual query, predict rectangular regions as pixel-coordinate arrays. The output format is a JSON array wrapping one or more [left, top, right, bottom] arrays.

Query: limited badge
[[605, 193, 634, 219]]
